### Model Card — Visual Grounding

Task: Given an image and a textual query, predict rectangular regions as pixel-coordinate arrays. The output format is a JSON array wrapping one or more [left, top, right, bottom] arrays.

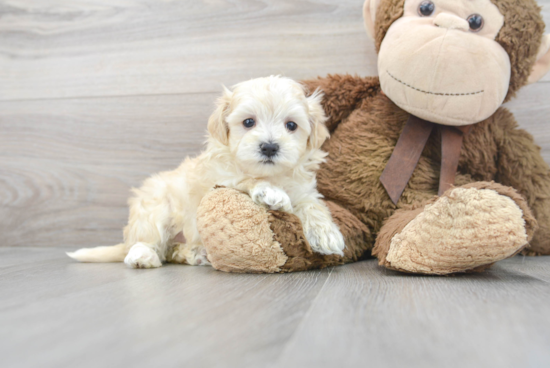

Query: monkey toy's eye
[[285, 121, 298, 132], [418, 1, 435, 17], [243, 118, 256, 128], [467, 14, 484, 32]]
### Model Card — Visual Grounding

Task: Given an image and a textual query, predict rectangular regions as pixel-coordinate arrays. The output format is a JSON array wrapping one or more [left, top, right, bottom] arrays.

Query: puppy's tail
[[66, 243, 127, 263]]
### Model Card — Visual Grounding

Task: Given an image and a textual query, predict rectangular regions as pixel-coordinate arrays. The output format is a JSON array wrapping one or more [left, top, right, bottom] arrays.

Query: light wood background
[[1, 0, 550, 248]]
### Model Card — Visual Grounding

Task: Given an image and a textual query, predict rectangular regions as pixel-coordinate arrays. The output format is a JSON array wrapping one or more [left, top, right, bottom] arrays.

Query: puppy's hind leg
[[169, 243, 210, 266], [125, 243, 163, 269], [123, 175, 175, 269]]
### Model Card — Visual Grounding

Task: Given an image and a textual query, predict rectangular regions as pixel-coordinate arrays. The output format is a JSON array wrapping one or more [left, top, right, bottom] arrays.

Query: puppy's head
[[208, 76, 329, 176]]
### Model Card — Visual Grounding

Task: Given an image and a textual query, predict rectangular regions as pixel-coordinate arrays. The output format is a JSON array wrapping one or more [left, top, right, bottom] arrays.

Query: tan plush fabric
[[390, 4, 509, 125], [201, 75, 549, 274], [306, 75, 550, 261], [267, 200, 369, 272], [197, 188, 288, 273], [373, 182, 537, 275], [269, 211, 344, 272], [382, 184, 531, 275], [196, 1, 550, 275], [377, 0, 510, 126], [374, 0, 546, 102], [198, 188, 370, 273]]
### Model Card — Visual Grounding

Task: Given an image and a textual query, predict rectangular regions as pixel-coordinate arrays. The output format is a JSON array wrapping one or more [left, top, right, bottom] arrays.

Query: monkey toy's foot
[[373, 182, 538, 275]]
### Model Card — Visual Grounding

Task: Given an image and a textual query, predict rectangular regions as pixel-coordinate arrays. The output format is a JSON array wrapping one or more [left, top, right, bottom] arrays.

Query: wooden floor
[[1, 248, 550, 368]]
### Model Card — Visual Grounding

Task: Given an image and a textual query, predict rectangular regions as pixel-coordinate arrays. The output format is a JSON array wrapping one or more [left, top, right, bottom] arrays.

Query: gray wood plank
[[496, 255, 550, 283], [0, 247, 68, 268], [1, 0, 550, 251], [1, 0, 549, 101], [0, 0, 377, 101], [0, 248, 332, 368], [504, 82, 550, 163], [275, 258, 550, 368], [0, 94, 216, 248], [1, 86, 549, 249], [2, 248, 550, 368]]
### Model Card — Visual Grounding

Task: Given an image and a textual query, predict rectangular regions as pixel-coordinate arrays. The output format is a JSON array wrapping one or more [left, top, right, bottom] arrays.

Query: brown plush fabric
[[200, 74, 549, 274], [372, 207, 424, 270], [269, 211, 343, 272], [374, 0, 406, 52], [491, 108, 550, 255], [304, 75, 550, 263], [488, 0, 545, 101], [268, 200, 369, 272], [196, 2, 549, 275], [374, 0, 545, 101], [325, 200, 372, 259], [197, 189, 369, 273], [302, 75, 381, 131]]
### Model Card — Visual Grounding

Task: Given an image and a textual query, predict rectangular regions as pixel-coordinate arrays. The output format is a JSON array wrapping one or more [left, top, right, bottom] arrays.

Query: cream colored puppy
[[67, 76, 345, 269]]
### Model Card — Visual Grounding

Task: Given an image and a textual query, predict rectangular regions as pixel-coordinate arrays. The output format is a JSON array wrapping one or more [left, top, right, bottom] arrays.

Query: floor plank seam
[[2, 82, 547, 104], [272, 266, 335, 367], [0, 90, 220, 104], [511, 255, 550, 284]]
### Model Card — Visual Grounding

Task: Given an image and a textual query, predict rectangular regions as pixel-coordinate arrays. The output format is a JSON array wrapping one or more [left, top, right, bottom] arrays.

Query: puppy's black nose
[[260, 142, 279, 158]]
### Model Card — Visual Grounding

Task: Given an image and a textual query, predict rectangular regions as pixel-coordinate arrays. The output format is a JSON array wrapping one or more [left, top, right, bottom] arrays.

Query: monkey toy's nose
[[434, 13, 469, 32], [260, 142, 280, 158]]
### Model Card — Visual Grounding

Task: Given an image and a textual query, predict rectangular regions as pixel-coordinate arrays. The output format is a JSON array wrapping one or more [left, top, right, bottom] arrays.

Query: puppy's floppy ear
[[306, 89, 330, 150], [208, 86, 232, 145]]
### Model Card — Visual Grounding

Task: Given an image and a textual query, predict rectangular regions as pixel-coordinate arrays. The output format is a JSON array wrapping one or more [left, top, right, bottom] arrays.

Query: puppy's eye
[[243, 118, 256, 128], [418, 1, 435, 17], [285, 121, 298, 132]]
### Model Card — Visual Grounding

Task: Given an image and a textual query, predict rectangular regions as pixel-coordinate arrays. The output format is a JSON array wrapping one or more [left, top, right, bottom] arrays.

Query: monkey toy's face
[[378, 0, 510, 126]]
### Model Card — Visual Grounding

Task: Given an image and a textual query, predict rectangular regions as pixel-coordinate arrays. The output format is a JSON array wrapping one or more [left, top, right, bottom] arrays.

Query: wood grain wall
[[1, 0, 549, 248]]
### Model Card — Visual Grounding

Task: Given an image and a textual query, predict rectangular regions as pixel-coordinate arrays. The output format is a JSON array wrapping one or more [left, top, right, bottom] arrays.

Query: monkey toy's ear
[[363, 0, 381, 40], [528, 35, 550, 84]]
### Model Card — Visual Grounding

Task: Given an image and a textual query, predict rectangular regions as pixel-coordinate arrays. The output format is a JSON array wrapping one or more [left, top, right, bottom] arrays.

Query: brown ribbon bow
[[380, 115, 472, 205]]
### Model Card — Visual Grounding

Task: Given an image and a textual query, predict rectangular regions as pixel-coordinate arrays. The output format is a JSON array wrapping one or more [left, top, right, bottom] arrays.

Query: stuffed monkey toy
[[196, 0, 550, 274]]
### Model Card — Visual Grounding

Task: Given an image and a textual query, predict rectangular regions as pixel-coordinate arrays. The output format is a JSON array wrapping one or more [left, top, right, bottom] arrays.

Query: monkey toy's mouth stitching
[[387, 71, 484, 96]]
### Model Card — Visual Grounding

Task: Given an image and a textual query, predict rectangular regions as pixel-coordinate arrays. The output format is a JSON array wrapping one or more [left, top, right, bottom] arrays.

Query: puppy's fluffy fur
[[68, 76, 345, 268]]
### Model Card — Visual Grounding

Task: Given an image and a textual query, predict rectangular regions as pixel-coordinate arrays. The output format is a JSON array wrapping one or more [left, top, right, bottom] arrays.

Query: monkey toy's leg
[[372, 182, 538, 275], [491, 108, 550, 255], [196, 187, 370, 273]]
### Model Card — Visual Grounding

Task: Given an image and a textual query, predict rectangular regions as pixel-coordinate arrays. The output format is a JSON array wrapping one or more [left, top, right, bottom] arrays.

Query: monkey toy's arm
[[302, 75, 380, 132], [493, 108, 550, 255]]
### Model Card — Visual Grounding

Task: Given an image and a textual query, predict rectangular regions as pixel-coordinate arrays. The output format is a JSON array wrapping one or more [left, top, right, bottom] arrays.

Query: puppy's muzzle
[[260, 142, 279, 159]]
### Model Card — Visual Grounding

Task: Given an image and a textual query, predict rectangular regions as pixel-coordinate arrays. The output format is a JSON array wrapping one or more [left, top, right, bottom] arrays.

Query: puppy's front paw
[[251, 184, 293, 213], [305, 221, 345, 256], [124, 243, 162, 269]]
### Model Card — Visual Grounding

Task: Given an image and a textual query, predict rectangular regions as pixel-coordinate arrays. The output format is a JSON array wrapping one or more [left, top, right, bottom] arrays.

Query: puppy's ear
[[307, 89, 330, 150], [208, 86, 232, 145]]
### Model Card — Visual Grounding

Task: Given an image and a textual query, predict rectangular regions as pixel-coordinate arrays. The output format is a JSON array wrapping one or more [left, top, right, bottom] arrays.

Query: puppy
[[67, 76, 345, 268]]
